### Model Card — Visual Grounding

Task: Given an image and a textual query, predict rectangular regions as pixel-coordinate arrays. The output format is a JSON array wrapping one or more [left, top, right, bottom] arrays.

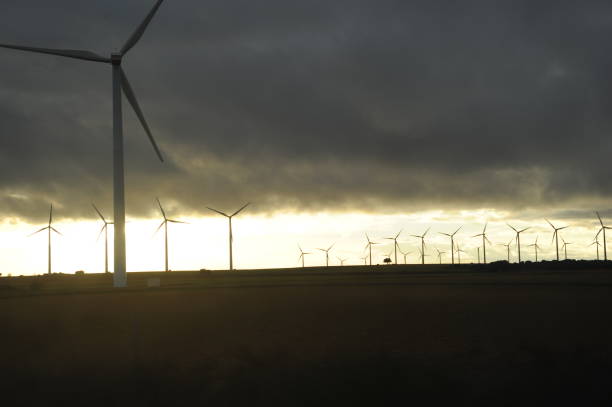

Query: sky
[[0, 0, 611, 275]]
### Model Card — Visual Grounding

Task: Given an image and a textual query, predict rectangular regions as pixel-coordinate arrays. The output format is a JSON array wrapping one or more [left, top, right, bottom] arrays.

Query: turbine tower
[[1, 0, 167, 288], [439, 226, 461, 264], [507, 224, 530, 263], [472, 222, 491, 264], [398, 246, 412, 264], [561, 238, 572, 260], [29, 205, 62, 275], [546, 219, 568, 261], [499, 239, 513, 262], [528, 236, 541, 262], [455, 243, 467, 264], [596, 212, 610, 261], [590, 238, 602, 261], [92, 203, 113, 274], [298, 245, 311, 268], [207, 203, 250, 271], [317, 243, 335, 267], [155, 198, 187, 272], [384, 230, 402, 264], [411, 228, 430, 265], [364, 234, 380, 266], [435, 248, 445, 264]]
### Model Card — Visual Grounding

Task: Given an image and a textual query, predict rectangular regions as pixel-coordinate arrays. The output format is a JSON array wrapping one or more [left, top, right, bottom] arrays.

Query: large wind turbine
[[1, 1, 167, 288], [155, 198, 187, 272], [92, 203, 113, 274], [472, 222, 491, 264], [207, 203, 250, 271], [364, 234, 380, 266], [528, 236, 541, 262], [384, 230, 402, 264], [411, 228, 430, 265], [317, 243, 335, 267], [298, 245, 311, 268], [546, 219, 568, 261], [507, 224, 530, 263], [439, 226, 461, 264], [596, 212, 610, 261], [29, 205, 62, 275]]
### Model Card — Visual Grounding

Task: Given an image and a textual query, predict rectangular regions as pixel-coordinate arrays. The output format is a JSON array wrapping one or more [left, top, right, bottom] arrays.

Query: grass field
[[1, 264, 612, 405]]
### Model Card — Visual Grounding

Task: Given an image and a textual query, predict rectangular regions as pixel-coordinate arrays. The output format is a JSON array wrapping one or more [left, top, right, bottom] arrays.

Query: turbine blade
[[0, 43, 110, 62], [507, 223, 517, 232], [120, 0, 165, 55], [596, 211, 604, 227], [483, 222, 488, 233], [207, 207, 229, 217], [48, 204, 53, 226], [168, 219, 188, 224], [28, 227, 48, 237], [519, 227, 530, 233], [423, 227, 430, 237], [453, 226, 462, 236], [156, 197, 166, 219], [231, 202, 250, 217], [91, 203, 106, 222], [153, 220, 165, 236], [51, 227, 62, 236], [545, 219, 555, 229], [120, 67, 164, 162], [395, 229, 402, 239], [96, 224, 106, 242]]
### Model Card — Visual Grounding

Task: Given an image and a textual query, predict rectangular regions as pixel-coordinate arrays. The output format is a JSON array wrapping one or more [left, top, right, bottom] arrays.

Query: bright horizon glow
[[0, 209, 607, 277]]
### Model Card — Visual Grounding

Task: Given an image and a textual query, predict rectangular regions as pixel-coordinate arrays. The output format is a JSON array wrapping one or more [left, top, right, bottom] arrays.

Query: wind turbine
[[435, 248, 445, 264], [298, 245, 311, 268], [561, 238, 572, 260], [546, 219, 568, 261], [507, 224, 530, 263], [337, 257, 347, 266], [384, 230, 402, 264], [92, 203, 113, 273], [590, 238, 602, 261], [317, 243, 335, 267], [411, 228, 430, 265], [207, 203, 250, 271], [528, 236, 541, 262], [595, 212, 610, 261], [155, 198, 187, 272], [477, 247, 481, 264], [364, 234, 380, 266], [417, 247, 429, 264], [472, 222, 491, 264], [455, 243, 467, 264], [499, 239, 513, 262], [29, 205, 62, 275], [1, 1, 167, 287], [360, 255, 368, 265], [398, 246, 412, 264], [439, 226, 461, 264]]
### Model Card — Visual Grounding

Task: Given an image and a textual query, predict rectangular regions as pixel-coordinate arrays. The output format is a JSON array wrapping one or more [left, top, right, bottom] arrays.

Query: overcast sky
[[1, 0, 611, 223]]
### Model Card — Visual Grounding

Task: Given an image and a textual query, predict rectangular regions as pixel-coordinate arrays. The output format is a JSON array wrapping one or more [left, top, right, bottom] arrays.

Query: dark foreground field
[[1, 265, 612, 406]]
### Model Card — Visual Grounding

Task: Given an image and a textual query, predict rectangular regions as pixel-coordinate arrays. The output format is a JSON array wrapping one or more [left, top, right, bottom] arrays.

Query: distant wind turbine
[[398, 246, 412, 264], [472, 222, 491, 264], [384, 230, 402, 264], [507, 223, 530, 263], [477, 247, 481, 264], [546, 219, 568, 261], [499, 239, 513, 262], [92, 203, 113, 273], [207, 203, 250, 271], [595, 212, 610, 261], [435, 248, 445, 264], [439, 226, 461, 264], [298, 245, 311, 268], [455, 243, 467, 264], [561, 238, 572, 260], [337, 257, 347, 266], [29, 205, 62, 275], [1, 1, 167, 287], [528, 236, 541, 262], [317, 243, 335, 267], [155, 198, 187, 272], [364, 234, 380, 266], [411, 228, 430, 265], [361, 255, 368, 265], [590, 238, 602, 261]]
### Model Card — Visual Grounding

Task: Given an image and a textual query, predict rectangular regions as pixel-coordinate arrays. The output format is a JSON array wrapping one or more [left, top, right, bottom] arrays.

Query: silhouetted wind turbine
[[1, 1, 166, 287], [384, 230, 402, 264], [298, 245, 310, 268], [546, 219, 568, 261], [455, 243, 467, 264], [477, 247, 481, 264], [472, 222, 491, 264], [417, 247, 429, 264], [207, 203, 250, 271], [361, 255, 368, 265], [507, 224, 530, 263], [561, 238, 572, 260], [29, 205, 62, 275], [317, 243, 335, 267], [435, 248, 445, 264], [337, 257, 347, 266], [155, 198, 187, 272], [590, 238, 601, 261], [499, 239, 513, 262], [411, 228, 430, 265], [92, 203, 113, 273], [440, 226, 461, 264], [596, 212, 610, 261], [398, 246, 412, 264], [528, 236, 541, 262], [364, 234, 380, 266]]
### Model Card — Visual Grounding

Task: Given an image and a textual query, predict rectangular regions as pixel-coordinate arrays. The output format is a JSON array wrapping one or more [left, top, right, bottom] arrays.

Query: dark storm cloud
[[1, 0, 612, 222]]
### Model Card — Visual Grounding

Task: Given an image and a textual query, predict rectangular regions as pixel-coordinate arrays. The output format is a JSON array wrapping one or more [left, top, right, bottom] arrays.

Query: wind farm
[[1, 1, 612, 405]]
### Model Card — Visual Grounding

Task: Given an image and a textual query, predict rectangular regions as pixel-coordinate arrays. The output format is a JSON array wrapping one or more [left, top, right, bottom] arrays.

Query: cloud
[[1, 0, 612, 222]]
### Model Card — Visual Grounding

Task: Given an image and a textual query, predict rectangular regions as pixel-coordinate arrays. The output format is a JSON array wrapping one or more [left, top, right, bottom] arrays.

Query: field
[[1, 264, 612, 405]]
